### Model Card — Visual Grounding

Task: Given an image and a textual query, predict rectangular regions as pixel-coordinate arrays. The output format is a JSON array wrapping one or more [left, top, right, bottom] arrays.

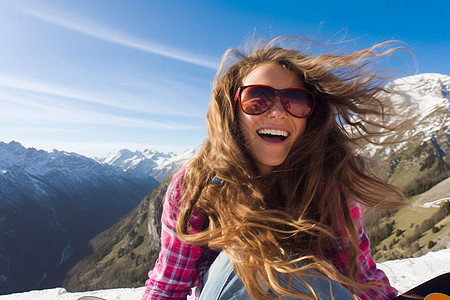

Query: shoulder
[[164, 162, 206, 232], [347, 198, 365, 223], [166, 163, 189, 207]]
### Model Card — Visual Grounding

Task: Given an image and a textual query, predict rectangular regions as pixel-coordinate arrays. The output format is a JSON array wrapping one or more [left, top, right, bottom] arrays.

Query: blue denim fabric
[[200, 252, 354, 300]]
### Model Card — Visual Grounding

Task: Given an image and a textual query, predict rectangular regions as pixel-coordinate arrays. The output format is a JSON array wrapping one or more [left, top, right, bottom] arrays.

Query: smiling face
[[237, 62, 307, 175]]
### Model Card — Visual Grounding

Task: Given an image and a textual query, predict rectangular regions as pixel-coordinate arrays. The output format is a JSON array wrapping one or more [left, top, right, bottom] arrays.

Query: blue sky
[[0, 0, 449, 157]]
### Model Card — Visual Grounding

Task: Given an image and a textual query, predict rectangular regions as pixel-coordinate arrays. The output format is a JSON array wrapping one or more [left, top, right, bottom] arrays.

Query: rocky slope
[[63, 174, 170, 291], [364, 73, 450, 196]]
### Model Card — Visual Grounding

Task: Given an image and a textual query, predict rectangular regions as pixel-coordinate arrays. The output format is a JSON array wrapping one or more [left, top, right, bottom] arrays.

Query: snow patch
[[420, 198, 450, 208], [378, 249, 450, 293], [56, 240, 72, 267]]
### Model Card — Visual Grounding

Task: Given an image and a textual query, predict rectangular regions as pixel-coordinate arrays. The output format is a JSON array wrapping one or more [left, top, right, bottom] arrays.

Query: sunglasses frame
[[234, 84, 315, 118]]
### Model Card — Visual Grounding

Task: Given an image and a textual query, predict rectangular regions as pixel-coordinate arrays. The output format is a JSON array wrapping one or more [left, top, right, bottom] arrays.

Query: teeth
[[257, 129, 289, 137]]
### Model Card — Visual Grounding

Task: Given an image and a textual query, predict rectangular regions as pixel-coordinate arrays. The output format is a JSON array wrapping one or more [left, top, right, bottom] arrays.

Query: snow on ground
[[0, 287, 146, 300], [1, 249, 449, 300], [378, 248, 450, 294]]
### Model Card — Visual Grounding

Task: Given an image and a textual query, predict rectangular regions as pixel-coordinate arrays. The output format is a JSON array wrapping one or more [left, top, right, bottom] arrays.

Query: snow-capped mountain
[[0, 141, 159, 295], [393, 73, 450, 143], [359, 73, 449, 155], [97, 147, 195, 182], [361, 73, 450, 196], [1, 141, 138, 203]]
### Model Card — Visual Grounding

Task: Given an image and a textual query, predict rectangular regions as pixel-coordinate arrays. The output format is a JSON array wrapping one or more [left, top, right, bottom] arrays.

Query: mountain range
[[0, 142, 192, 294], [97, 147, 196, 182]]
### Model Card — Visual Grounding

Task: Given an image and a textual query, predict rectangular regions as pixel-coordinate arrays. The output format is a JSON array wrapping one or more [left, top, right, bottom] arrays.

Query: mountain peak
[[97, 148, 195, 182], [388, 73, 450, 100], [0, 140, 26, 153], [380, 73, 450, 132]]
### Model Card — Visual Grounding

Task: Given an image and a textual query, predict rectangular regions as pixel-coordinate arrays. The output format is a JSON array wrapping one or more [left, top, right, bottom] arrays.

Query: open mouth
[[257, 128, 289, 142]]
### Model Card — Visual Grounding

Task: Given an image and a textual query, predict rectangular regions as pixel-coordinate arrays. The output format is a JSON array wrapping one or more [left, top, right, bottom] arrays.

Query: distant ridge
[[97, 147, 195, 182]]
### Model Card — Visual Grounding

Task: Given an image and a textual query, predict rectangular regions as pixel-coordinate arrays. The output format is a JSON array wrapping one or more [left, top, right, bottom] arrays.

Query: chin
[[266, 156, 288, 167]]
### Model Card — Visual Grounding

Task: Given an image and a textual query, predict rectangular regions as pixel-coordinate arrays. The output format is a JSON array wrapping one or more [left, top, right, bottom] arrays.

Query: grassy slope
[[365, 177, 450, 262]]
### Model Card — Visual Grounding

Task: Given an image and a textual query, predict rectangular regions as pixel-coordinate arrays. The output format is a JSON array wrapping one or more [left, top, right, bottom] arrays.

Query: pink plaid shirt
[[141, 165, 397, 299]]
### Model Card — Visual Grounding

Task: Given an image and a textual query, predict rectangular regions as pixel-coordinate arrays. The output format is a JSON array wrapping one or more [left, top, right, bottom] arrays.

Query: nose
[[267, 96, 288, 119]]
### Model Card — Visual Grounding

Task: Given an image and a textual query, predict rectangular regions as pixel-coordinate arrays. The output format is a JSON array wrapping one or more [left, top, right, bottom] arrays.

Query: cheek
[[293, 118, 307, 139], [237, 110, 257, 143]]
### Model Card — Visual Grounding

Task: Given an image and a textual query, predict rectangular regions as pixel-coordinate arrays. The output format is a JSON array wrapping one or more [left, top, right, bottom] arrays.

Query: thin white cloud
[[21, 7, 219, 70], [0, 91, 200, 130], [0, 74, 202, 118]]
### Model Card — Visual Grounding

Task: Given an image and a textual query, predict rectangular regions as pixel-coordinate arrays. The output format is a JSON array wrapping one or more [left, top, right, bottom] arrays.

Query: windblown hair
[[176, 37, 411, 299]]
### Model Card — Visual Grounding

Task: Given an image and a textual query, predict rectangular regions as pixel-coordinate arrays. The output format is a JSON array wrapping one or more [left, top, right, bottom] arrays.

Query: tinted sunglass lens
[[240, 87, 274, 115], [282, 89, 313, 117]]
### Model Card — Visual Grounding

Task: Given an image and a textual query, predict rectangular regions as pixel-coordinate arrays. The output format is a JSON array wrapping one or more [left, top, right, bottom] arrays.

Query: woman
[[141, 37, 410, 299]]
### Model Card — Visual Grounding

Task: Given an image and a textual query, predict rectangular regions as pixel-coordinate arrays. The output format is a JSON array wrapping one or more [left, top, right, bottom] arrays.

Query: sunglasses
[[234, 84, 315, 118]]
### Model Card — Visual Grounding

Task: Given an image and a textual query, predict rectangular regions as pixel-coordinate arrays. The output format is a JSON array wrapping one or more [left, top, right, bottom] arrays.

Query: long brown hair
[[176, 37, 411, 299]]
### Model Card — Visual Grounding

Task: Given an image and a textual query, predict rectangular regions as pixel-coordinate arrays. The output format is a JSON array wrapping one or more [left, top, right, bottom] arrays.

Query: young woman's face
[[238, 62, 307, 175]]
